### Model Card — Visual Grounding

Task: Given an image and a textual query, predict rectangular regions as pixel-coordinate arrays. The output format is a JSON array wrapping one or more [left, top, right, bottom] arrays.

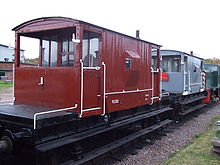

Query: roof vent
[[190, 51, 193, 55], [136, 30, 140, 39]]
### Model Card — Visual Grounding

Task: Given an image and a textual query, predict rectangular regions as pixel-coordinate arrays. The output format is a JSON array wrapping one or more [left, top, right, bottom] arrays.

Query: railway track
[[50, 103, 214, 165], [0, 95, 215, 165], [66, 102, 216, 165], [1, 102, 215, 165], [98, 102, 220, 165]]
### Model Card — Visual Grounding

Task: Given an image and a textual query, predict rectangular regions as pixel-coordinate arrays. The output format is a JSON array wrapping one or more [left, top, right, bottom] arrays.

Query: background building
[[0, 44, 25, 80]]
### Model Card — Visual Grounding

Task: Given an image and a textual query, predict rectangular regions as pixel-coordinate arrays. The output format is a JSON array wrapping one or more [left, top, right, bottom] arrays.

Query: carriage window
[[151, 57, 157, 71], [42, 36, 58, 67], [161, 56, 181, 72], [61, 37, 75, 66], [40, 28, 76, 67], [42, 39, 50, 67], [50, 36, 58, 67], [200, 61, 204, 70], [83, 31, 100, 67], [126, 58, 132, 69], [151, 49, 158, 71]]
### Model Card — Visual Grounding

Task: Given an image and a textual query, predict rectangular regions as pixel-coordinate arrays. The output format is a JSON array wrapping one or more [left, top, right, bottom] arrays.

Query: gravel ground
[[101, 103, 220, 165], [0, 87, 13, 104]]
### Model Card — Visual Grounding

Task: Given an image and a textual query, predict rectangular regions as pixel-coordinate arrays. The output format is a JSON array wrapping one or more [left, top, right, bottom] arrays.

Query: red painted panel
[[153, 72, 160, 97], [106, 91, 152, 113], [83, 69, 101, 109], [14, 67, 80, 111]]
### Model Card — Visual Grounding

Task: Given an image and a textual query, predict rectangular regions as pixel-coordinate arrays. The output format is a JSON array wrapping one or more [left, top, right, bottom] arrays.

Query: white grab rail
[[102, 62, 106, 115], [150, 67, 154, 105], [80, 59, 83, 117], [33, 104, 78, 130]]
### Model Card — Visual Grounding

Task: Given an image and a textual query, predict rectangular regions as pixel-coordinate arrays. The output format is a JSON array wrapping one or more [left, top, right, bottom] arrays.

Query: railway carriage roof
[[159, 50, 204, 60], [12, 16, 161, 47]]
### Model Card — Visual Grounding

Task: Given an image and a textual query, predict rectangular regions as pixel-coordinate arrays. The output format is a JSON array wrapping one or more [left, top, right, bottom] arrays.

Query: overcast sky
[[0, 0, 219, 59]]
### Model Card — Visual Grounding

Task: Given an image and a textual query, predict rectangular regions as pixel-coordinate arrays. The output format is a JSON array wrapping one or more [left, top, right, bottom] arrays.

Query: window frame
[[125, 58, 132, 69], [82, 30, 101, 68], [40, 35, 59, 67], [39, 28, 76, 67], [161, 55, 181, 72], [61, 36, 75, 67]]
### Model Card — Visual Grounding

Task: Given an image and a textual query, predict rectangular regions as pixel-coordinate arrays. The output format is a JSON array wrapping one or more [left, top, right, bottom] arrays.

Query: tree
[[204, 58, 220, 65], [24, 58, 39, 65]]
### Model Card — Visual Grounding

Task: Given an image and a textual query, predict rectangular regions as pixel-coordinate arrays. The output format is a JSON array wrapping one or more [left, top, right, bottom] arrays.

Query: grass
[[0, 80, 13, 91], [160, 115, 220, 165]]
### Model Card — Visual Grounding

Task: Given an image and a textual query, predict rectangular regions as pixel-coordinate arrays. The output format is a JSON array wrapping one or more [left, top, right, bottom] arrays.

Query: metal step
[[179, 103, 205, 116], [36, 107, 173, 152], [180, 95, 205, 105], [60, 119, 172, 165]]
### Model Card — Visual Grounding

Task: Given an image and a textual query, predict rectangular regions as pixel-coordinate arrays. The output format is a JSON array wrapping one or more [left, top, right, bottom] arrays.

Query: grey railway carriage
[[152, 50, 206, 115], [158, 50, 204, 95]]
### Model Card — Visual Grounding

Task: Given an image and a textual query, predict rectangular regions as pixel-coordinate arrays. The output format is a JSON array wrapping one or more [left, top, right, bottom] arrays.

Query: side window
[[82, 31, 100, 67], [200, 61, 204, 70], [40, 28, 76, 67], [173, 57, 181, 72], [41, 36, 58, 67], [42, 38, 50, 67], [184, 57, 188, 72], [50, 36, 58, 67], [151, 49, 158, 71], [125, 58, 132, 69], [61, 36, 75, 66], [162, 56, 181, 72], [193, 64, 201, 72], [151, 57, 157, 71]]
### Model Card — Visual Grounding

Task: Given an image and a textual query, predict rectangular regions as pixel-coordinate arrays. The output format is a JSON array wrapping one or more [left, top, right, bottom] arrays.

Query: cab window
[[82, 31, 100, 67], [41, 28, 76, 67], [162, 56, 181, 72]]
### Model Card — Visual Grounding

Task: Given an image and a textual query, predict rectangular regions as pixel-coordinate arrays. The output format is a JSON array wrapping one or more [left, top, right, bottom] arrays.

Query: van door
[[81, 30, 103, 114]]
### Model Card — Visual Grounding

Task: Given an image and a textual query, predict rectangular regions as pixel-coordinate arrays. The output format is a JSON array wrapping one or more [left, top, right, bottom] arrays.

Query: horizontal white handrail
[[162, 92, 170, 96], [151, 68, 159, 73], [82, 107, 101, 112], [105, 88, 153, 95], [190, 83, 201, 86], [33, 104, 78, 130], [83, 67, 101, 70]]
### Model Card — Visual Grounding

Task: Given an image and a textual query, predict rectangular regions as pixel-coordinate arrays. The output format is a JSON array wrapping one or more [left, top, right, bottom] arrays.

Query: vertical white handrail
[[102, 62, 106, 115], [159, 68, 162, 99], [33, 104, 78, 130], [150, 67, 154, 105], [80, 59, 83, 117]]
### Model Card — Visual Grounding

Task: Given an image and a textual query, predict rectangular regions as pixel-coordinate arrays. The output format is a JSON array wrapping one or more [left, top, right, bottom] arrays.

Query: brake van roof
[[12, 17, 161, 47]]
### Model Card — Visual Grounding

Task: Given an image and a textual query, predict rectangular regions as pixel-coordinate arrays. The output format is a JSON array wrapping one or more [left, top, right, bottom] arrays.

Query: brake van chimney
[[136, 30, 140, 39]]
